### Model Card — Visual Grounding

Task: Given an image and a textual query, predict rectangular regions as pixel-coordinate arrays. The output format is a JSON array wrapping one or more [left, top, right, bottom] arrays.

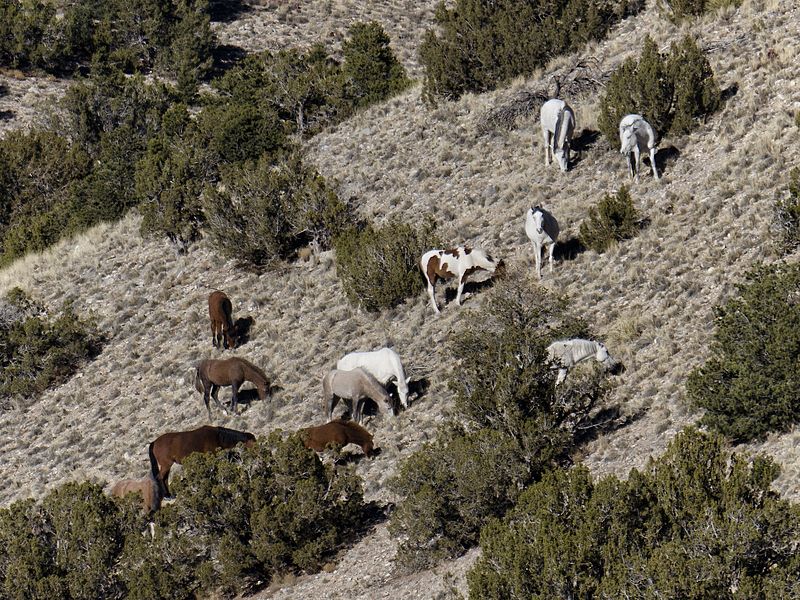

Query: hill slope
[[1, 1, 799, 598]]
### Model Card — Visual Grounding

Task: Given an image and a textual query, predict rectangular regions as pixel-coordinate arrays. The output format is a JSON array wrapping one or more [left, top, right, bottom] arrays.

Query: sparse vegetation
[[0, 288, 103, 404], [0, 434, 365, 598], [658, 0, 743, 22], [774, 168, 800, 255], [334, 219, 440, 312], [389, 279, 604, 571], [687, 262, 800, 442], [469, 428, 800, 599], [598, 35, 721, 142], [419, 0, 644, 102], [579, 186, 641, 253]]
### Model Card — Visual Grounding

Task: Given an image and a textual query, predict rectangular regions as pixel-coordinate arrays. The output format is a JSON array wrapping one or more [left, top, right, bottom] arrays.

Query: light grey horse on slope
[[525, 206, 560, 278], [337, 347, 410, 409], [540, 98, 576, 172], [323, 367, 394, 424], [619, 114, 660, 181], [546, 338, 624, 385]]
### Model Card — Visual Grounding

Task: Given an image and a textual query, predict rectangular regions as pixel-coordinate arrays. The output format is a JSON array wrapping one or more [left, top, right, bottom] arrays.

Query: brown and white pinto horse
[[420, 246, 505, 314], [208, 290, 237, 349], [149, 425, 256, 497]]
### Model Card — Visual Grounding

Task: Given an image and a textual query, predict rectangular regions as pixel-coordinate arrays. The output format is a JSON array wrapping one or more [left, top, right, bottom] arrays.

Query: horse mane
[[333, 419, 372, 443], [216, 426, 256, 447], [235, 358, 269, 384]]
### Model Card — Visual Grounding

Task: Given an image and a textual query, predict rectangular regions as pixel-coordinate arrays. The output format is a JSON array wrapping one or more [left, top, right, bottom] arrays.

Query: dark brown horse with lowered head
[[208, 290, 237, 349], [111, 472, 164, 514], [195, 357, 271, 419], [300, 419, 376, 457], [149, 425, 256, 497]]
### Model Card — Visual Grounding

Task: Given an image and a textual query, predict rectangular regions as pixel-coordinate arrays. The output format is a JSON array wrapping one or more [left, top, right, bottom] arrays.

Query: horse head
[[619, 126, 637, 155], [530, 208, 545, 234], [555, 146, 569, 172], [596, 342, 624, 375]]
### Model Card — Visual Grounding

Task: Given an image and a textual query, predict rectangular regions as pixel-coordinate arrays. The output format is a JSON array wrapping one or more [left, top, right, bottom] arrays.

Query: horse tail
[[148, 442, 159, 481]]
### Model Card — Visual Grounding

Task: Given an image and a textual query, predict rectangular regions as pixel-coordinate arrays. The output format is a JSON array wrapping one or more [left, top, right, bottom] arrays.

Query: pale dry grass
[[1, 1, 800, 599]]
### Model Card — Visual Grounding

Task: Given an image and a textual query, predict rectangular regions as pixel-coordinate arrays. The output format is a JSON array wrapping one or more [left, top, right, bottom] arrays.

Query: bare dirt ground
[[1, 1, 799, 598]]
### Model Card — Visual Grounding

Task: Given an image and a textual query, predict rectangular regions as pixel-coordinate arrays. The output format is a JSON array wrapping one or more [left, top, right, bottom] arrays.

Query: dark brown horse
[[194, 357, 271, 419], [149, 425, 256, 497], [300, 419, 376, 457], [208, 290, 237, 349]]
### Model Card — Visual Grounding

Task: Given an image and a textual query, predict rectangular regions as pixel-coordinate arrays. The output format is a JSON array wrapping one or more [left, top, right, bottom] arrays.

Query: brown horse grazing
[[208, 290, 237, 349], [111, 472, 164, 513], [300, 419, 376, 457], [149, 425, 256, 497], [194, 357, 271, 419]]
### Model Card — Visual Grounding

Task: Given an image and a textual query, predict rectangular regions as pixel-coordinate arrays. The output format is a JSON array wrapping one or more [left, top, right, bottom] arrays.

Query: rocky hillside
[[1, 0, 799, 598]]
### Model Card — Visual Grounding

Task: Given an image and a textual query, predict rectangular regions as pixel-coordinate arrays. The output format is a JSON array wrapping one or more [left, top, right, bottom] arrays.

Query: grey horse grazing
[[525, 206, 560, 278], [619, 114, 659, 181], [540, 98, 576, 172], [323, 368, 394, 424], [546, 338, 623, 384]]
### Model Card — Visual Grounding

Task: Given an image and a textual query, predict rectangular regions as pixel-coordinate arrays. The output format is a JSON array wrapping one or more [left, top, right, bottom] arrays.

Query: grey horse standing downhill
[[619, 114, 660, 181], [323, 368, 394, 424], [546, 338, 624, 384], [525, 206, 560, 278], [194, 357, 272, 418], [540, 98, 576, 172]]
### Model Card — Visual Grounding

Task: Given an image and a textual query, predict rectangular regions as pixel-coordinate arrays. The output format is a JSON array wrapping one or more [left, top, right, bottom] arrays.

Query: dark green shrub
[[203, 153, 354, 268], [579, 186, 640, 253], [687, 262, 800, 442], [774, 167, 800, 255], [334, 219, 439, 312], [468, 428, 800, 599], [342, 22, 410, 109], [419, 0, 643, 102], [598, 35, 721, 142], [0, 288, 104, 403], [389, 279, 604, 570]]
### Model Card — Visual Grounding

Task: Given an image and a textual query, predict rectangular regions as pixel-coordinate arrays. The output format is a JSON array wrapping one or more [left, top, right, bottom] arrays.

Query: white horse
[[619, 114, 659, 181], [524, 206, 560, 278], [337, 347, 410, 408], [540, 98, 576, 172], [323, 368, 394, 424], [546, 338, 622, 385], [420, 246, 505, 314]]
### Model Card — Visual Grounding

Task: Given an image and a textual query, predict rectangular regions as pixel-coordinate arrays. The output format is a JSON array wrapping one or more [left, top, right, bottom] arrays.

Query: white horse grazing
[[540, 98, 576, 172], [546, 338, 623, 385], [323, 368, 394, 424], [524, 206, 560, 278], [619, 114, 660, 181], [337, 347, 410, 408], [420, 246, 505, 314]]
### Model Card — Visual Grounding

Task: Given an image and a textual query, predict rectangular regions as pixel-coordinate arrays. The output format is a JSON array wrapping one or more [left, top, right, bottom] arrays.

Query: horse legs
[[556, 368, 568, 385], [547, 241, 556, 273], [159, 466, 172, 498], [633, 146, 641, 182], [533, 241, 542, 279], [649, 146, 660, 180], [353, 398, 363, 424], [325, 393, 338, 421], [230, 383, 241, 415], [456, 275, 467, 306], [211, 384, 228, 414], [543, 130, 551, 166], [426, 281, 440, 314], [211, 321, 219, 348]]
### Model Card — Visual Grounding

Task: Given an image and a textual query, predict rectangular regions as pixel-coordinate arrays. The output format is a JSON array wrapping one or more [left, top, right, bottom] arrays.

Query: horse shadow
[[208, 0, 252, 22], [233, 316, 255, 347], [655, 146, 680, 177], [572, 128, 600, 153], [554, 236, 587, 262], [443, 277, 497, 305], [721, 83, 739, 103], [0, 110, 13, 122], [571, 405, 647, 449], [211, 44, 248, 77]]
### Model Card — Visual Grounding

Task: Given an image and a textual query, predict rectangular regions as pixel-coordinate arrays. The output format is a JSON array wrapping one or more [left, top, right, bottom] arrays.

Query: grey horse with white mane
[[619, 114, 660, 181], [546, 338, 623, 384], [540, 98, 576, 172], [323, 367, 394, 424], [525, 206, 560, 278]]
